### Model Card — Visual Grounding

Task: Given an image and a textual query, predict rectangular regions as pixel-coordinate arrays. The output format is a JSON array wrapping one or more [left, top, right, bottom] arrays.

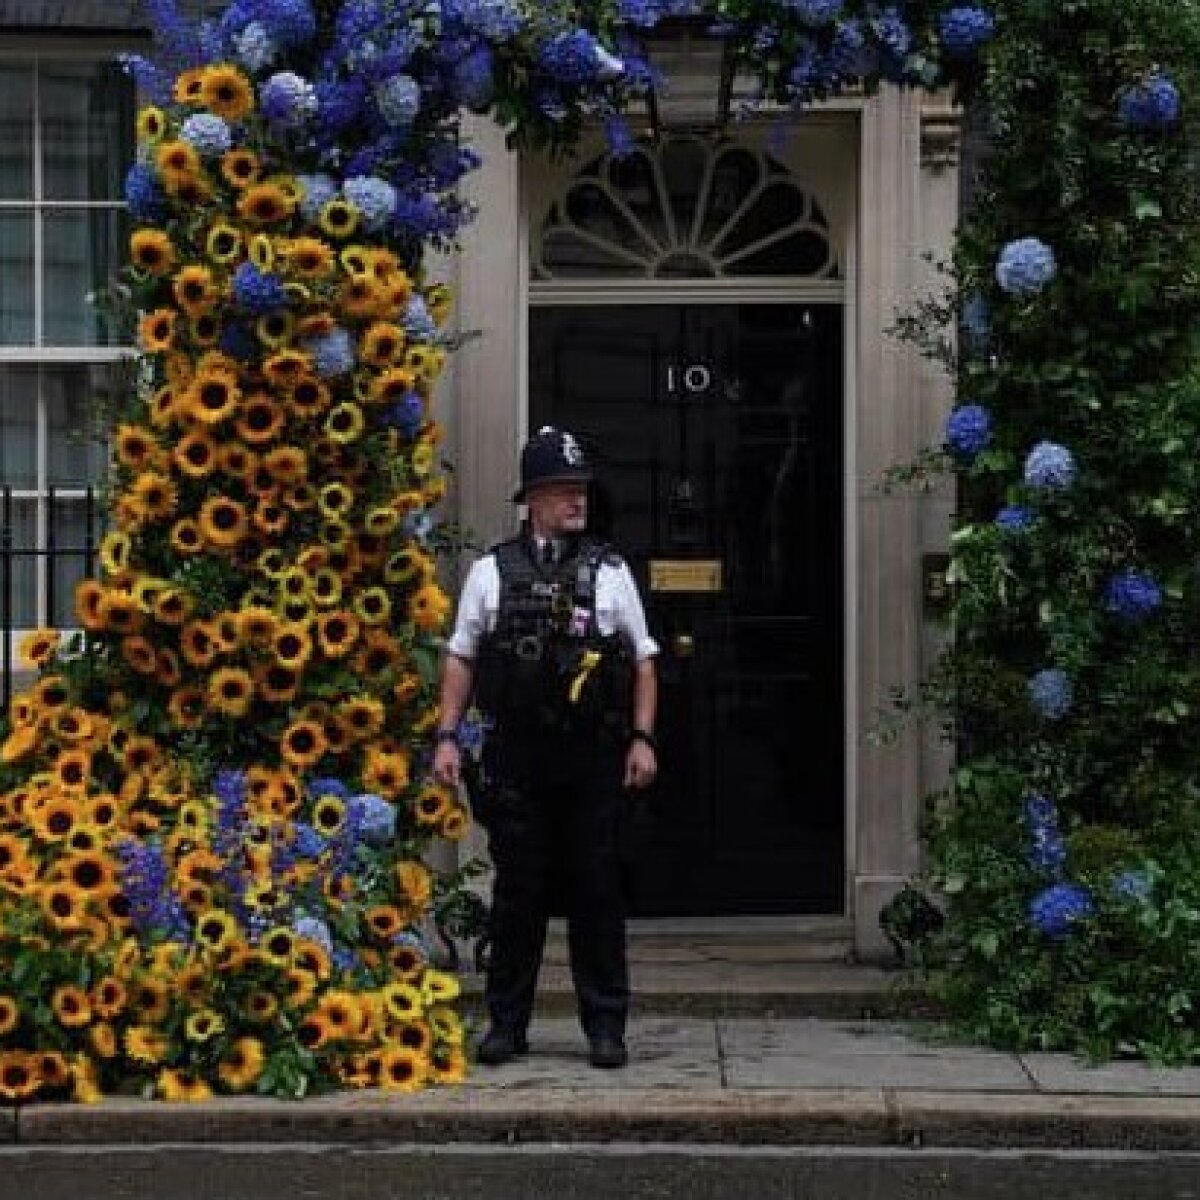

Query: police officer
[[432, 427, 659, 1069]]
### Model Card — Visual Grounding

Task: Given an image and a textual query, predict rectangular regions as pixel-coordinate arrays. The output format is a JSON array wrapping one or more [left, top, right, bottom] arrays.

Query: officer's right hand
[[433, 741, 462, 788]]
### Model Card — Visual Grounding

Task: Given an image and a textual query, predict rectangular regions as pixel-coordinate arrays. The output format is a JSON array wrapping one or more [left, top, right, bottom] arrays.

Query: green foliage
[[895, 0, 1200, 1062]]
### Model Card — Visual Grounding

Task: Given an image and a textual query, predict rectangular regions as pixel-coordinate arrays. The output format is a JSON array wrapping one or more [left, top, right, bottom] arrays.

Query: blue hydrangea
[[261, 70, 318, 127], [305, 326, 356, 377], [604, 113, 637, 158], [454, 44, 497, 109], [1104, 568, 1162, 622], [292, 822, 327, 858], [1111, 870, 1152, 903], [220, 0, 315, 49], [232, 20, 277, 71], [1028, 667, 1073, 720], [344, 175, 397, 233], [873, 8, 912, 66], [294, 913, 334, 950], [996, 237, 1056, 296], [308, 776, 351, 801], [945, 403, 992, 457], [180, 113, 233, 156], [297, 172, 339, 221], [784, 0, 844, 24], [831, 20, 875, 77], [382, 390, 425, 436], [125, 162, 166, 222], [375, 74, 422, 127], [540, 30, 607, 85], [938, 5, 995, 58], [1024, 440, 1076, 491], [1024, 794, 1066, 874], [403, 295, 437, 340], [1029, 882, 1093, 937], [456, 0, 526, 40], [233, 262, 287, 314], [960, 292, 991, 353], [1118, 71, 1181, 131], [995, 505, 1033, 532], [218, 320, 259, 362], [1024, 792, 1058, 831], [356, 793, 397, 845], [315, 77, 367, 140]]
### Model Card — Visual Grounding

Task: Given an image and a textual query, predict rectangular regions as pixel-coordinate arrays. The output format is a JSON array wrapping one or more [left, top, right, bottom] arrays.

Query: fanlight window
[[534, 136, 838, 282]]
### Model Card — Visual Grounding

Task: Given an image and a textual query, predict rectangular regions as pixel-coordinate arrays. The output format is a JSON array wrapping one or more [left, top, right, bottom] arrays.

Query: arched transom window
[[533, 135, 839, 282]]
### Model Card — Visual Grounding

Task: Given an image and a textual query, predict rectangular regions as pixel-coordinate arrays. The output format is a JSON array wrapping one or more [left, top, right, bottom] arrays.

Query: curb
[[11, 1088, 1200, 1152]]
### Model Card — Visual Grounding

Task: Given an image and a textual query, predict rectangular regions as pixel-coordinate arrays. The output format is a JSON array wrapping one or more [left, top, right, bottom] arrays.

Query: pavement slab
[[1019, 1054, 1200, 1096]]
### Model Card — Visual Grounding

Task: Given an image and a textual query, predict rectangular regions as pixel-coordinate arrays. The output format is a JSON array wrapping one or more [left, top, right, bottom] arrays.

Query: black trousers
[[477, 732, 628, 1039]]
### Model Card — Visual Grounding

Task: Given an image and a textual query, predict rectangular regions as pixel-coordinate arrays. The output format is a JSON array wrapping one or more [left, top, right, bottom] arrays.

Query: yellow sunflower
[[130, 228, 175, 276], [172, 264, 221, 317], [155, 138, 201, 177], [323, 401, 365, 443], [51, 985, 91, 1028], [217, 1037, 265, 1092], [183, 372, 241, 426], [207, 667, 254, 718], [135, 104, 168, 142], [284, 235, 335, 278], [237, 180, 295, 225], [198, 496, 249, 550], [409, 582, 451, 632], [173, 66, 206, 104], [138, 308, 177, 353], [319, 197, 359, 239], [200, 63, 254, 120], [280, 718, 327, 769], [205, 220, 242, 263], [18, 626, 59, 669], [220, 146, 260, 188]]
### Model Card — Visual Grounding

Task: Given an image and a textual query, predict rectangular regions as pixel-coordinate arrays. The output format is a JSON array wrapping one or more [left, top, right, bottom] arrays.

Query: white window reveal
[[533, 135, 839, 282]]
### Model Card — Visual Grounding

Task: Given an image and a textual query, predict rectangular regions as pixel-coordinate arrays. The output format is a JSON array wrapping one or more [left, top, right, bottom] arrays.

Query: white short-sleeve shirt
[[446, 546, 660, 663]]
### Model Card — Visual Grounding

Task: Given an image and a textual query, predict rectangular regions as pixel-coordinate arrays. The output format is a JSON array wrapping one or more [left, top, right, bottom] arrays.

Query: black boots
[[587, 1030, 628, 1069], [475, 1026, 529, 1066]]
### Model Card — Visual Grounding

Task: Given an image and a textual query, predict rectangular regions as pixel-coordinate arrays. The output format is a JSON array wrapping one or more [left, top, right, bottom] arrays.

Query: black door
[[529, 304, 843, 915]]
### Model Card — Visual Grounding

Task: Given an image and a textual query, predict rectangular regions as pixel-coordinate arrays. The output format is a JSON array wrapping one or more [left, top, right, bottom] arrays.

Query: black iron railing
[[1, 486, 100, 717]]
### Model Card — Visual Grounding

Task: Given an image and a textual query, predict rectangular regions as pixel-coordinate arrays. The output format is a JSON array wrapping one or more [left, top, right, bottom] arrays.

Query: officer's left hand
[[624, 740, 657, 790]]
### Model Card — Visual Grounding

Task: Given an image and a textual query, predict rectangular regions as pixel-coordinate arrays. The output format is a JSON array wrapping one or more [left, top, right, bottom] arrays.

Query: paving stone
[[1021, 1053, 1200, 1096]]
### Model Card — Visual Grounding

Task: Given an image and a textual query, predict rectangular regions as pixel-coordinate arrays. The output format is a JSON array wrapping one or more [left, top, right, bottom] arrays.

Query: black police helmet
[[512, 426, 593, 503]]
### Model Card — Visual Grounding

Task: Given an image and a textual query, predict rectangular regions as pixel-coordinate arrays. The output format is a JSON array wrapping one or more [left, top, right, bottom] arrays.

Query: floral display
[[994, 236, 1056, 297], [944, 403, 992, 458], [0, 0, 1004, 1103]]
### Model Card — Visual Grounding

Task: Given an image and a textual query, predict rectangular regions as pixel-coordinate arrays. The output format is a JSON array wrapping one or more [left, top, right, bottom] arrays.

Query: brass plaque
[[649, 559, 723, 593]]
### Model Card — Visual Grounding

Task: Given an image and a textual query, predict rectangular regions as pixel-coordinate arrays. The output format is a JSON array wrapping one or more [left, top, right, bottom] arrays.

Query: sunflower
[[205, 220, 242, 263], [396, 860, 433, 909], [184, 372, 241, 426], [206, 667, 254, 719], [40, 882, 85, 931], [355, 630, 404, 677], [310, 793, 346, 839], [255, 310, 293, 349], [123, 736, 161, 773], [359, 321, 406, 366], [217, 1037, 265, 1092], [317, 482, 354, 521], [413, 783, 452, 828], [129, 976, 172, 1024], [409, 582, 451, 632], [271, 623, 313, 670], [440, 806, 470, 841], [164, 169, 215, 207], [184, 1007, 225, 1043], [347, 587, 388, 628], [236, 605, 277, 646], [173, 65, 206, 103], [218, 442, 258, 481], [381, 981, 423, 1024], [263, 348, 312, 386], [200, 62, 254, 120], [429, 1043, 468, 1085], [340, 273, 386, 320], [323, 402, 365, 444], [198, 496, 249, 550], [155, 137, 201, 177], [245, 991, 279, 1026], [296, 1012, 330, 1050], [362, 749, 411, 798], [338, 695, 383, 741], [50, 985, 91, 1028], [319, 197, 359, 239], [251, 663, 298, 706], [249, 498, 286, 537], [130, 227, 175, 276], [231, 392, 283, 446], [135, 104, 167, 142], [0, 1053, 39, 1102], [263, 445, 308, 484], [388, 942, 425, 982], [284, 235, 335, 278], [172, 264, 221, 317], [132, 469, 178, 521], [237, 180, 295, 225], [138, 308, 177, 353], [121, 1024, 169, 1068], [89, 977, 128, 1021], [53, 748, 91, 794], [179, 620, 219, 670], [364, 905, 403, 942], [280, 718, 327, 769], [16, 626, 58, 671], [220, 146, 260, 188], [287, 375, 331, 418]]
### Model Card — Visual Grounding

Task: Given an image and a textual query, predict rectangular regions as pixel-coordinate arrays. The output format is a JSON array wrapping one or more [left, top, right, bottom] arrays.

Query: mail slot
[[649, 559, 723, 593]]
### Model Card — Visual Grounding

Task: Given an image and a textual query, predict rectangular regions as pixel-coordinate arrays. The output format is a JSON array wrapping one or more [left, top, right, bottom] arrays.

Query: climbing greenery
[[895, 0, 1200, 1062]]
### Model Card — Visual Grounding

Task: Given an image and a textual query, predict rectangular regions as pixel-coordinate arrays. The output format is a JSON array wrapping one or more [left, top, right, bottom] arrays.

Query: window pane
[[49, 497, 100, 628], [0, 366, 38, 487], [0, 62, 33, 201], [46, 365, 110, 486], [43, 208, 130, 346], [0, 497, 38, 628], [41, 60, 134, 202], [0, 212, 34, 344]]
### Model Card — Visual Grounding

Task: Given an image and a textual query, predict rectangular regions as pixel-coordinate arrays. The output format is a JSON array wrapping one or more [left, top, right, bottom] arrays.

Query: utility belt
[[475, 626, 633, 741]]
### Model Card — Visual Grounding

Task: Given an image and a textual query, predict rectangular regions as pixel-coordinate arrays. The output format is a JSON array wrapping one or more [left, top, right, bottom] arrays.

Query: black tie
[[542, 540, 557, 566]]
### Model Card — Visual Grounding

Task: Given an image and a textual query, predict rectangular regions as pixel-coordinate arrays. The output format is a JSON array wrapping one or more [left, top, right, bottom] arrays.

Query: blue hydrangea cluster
[[344, 175, 398, 232], [937, 6, 996, 58], [125, 162, 166, 222], [293, 913, 334, 951], [233, 261, 288, 313], [180, 113, 233, 156], [994, 505, 1033, 533], [260, 70, 318, 126], [945, 403, 992, 458], [996, 236, 1057, 296], [232, 20, 278, 71], [1024, 793, 1067, 874], [305, 326, 356, 377], [539, 30, 610, 86], [1028, 667, 1073, 721], [374, 74, 422, 128], [1104, 568, 1163, 622], [116, 838, 191, 939], [382, 390, 425, 437], [455, 0, 526, 41], [1024, 440, 1076, 491], [1029, 882, 1093, 937], [297, 173, 339, 220], [218, 0, 316, 50], [356, 793, 397, 845], [1117, 71, 1181, 131]]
